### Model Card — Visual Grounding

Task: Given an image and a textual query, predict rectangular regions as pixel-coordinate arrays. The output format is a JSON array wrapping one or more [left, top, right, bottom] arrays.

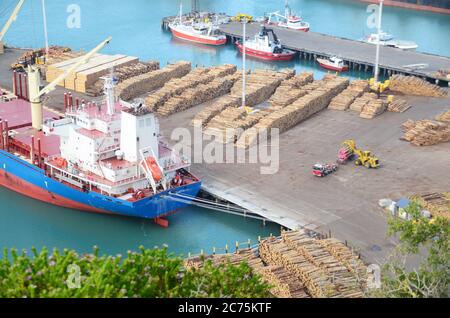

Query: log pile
[[115, 61, 191, 101], [269, 72, 314, 110], [389, 74, 448, 97], [387, 98, 411, 113], [191, 96, 242, 128], [87, 61, 159, 96], [360, 99, 387, 119], [328, 80, 370, 111], [156, 72, 240, 116], [236, 77, 349, 149], [401, 117, 450, 146], [258, 266, 310, 298], [410, 192, 450, 220], [348, 92, 378, 112]]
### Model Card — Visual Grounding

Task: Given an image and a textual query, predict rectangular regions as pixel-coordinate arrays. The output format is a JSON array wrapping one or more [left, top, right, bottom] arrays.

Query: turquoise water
[[0, 0, 449, 255]]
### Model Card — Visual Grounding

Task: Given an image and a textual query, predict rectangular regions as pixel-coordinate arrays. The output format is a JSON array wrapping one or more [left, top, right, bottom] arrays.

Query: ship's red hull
[[169, 26, 227, 46], [317, 61, 349, 72], [235, 42, 296, 61]]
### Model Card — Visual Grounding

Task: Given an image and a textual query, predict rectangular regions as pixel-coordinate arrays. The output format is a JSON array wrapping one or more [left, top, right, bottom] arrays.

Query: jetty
[[219, 22, 450, 85]]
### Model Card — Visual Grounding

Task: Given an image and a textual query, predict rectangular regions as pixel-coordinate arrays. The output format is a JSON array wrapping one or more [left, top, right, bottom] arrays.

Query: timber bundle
[[349, 92, 378, 113], [87, 61, 160, 96], [236, 76, 349, 149], [328, 80, 370, 111], [148, 64, 238, 116], [389, 75, 448, 98], [359, 99, 387, 119], [268, 72, 314, 110], [410, 192, 450, 220], [401, 109, 450, 146], [184, 230, 367, 298], [387, 98, 411, 113], [115, 61, 191, 101]]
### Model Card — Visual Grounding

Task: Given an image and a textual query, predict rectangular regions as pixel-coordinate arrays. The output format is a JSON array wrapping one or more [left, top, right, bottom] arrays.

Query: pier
[[219, 22, 450, 85]]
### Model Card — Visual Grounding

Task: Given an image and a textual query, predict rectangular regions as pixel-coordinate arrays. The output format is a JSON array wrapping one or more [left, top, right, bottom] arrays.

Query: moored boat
[[363, 32, 418, 51], [316, 56, 349, 72], [235, 26, 296, 61], [267, 0, 310, 32]]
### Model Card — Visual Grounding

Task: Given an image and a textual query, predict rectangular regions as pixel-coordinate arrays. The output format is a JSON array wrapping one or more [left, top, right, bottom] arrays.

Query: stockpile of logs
[[157, 72, 240, 117], [401, 118, 450, 146], [269, 72, 314, 110], [236, 77, 349, 149], [191, 96, 241, 128], [147, 64, 237, 114], [349, 92, 378, 112], [257, 266, 310, 298], [389, 75, 448, 97], [387, 98, 411, 113], [360, 99, 387, 119], [87, 61, 159, 96], [411, 192, 450, 220], [115, 61, 191, 101], [328, 80, 370, 111], [435, 109, 450, 122]]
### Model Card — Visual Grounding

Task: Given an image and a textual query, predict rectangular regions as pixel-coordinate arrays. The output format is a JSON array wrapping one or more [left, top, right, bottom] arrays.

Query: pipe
[[76, 98, 79, 108], [64, 93, 68, 111], [23, 74, 28, 100], [37, 138, 42, 168], [0, 120, 3, 150], [30, 135, 35, 163], [13, 71, 17, 95], [18, 72, 23, 99], [4, 120, 8, 151]]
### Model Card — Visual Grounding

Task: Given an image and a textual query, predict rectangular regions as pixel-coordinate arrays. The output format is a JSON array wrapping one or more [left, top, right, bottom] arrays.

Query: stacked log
[[191, 96, 242, 128], [87, 61, 159, 96], [269, 72, 314, 109], [435, 109, 450, 122], [387, 98, 411, 113], [115, 61, 191, 101], [258, 266, 310, 298], [360, 99, 387, 119], [410, 192, 450, 220], [389, 75, 448, 97], [401, 119, 450, 146], [348, 92, 378, 112], [328, 80, 370, 111], [236, 77, 349, 149], [157, 72, 240, 116]]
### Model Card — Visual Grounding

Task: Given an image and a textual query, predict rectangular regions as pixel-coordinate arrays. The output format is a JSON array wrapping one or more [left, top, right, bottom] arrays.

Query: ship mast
[[374, 0, 384, 86], [242, 18, 246, 108], [104, 70, 115, 116], [285, 0, 291, 18], [41, 0, 49, 57]]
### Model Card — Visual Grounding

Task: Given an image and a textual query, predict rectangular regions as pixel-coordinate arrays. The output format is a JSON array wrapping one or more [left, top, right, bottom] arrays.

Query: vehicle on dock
[[312, 163, 338, 177], [267, 0, 310, 32], [0, 40, 201, 226], [235, 26, 296, 61], [168, 5, 227, 46], [362, 32, 418, 51], [337, 140, 380, 169], [231, 13, 253, 23], [316, 56, 349, 72]]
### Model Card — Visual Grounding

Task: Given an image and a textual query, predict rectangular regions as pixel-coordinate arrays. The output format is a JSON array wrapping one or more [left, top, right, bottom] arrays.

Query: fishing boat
[[267, 0, 310, 32], [168, 4, 226, 46], [235, 26, 296, 61], [316, 56, 349, 72], [0, 76, 201, 226], [363, 32, 418, 51]]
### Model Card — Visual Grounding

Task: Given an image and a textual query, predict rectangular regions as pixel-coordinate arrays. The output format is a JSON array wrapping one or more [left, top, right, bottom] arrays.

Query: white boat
[[267, 0, 310, 32], [316, 56, 349, 72], [363, 32, 418, 51]]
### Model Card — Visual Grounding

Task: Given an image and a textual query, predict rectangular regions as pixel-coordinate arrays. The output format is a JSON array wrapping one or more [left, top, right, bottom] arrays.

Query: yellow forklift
[[338, 139, 380, 169]]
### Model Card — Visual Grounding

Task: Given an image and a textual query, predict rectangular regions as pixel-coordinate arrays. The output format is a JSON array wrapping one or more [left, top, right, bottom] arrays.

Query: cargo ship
[[235, 26, 296, 61], [0, 76, 201, 226]]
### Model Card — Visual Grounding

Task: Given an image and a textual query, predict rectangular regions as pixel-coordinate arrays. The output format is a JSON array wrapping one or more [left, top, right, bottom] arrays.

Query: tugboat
[[363, 31, 418, 51], [267, 0, 310, 32], [316, 56, 349, 72], [235, 26, 296, 61], [0, 68, 201, 227], [168, 4, 227, 46]]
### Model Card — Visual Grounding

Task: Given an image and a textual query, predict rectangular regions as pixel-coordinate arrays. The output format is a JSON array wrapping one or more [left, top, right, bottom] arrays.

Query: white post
[[41, 0, 49, 57], [374, 0, 383, 86], [242, 19, 246, 108]]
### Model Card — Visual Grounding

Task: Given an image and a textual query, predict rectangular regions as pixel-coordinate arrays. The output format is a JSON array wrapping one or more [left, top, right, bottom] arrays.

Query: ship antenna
[[104, 67, 115, 116]]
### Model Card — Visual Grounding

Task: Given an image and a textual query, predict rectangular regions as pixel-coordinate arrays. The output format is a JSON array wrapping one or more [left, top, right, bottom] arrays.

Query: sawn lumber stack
[[389, 75, 448, 97], [401, 109, 450, 146]]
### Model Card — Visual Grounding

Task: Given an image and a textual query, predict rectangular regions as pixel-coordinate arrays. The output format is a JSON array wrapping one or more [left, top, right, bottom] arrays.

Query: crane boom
[[28, 36, 112, 130], [37, 36, 112, 98], [0, 0, 25, 42]]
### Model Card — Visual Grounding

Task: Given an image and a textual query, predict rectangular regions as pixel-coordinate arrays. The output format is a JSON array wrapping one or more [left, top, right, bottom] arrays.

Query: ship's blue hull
[[0, 150, 201, 219]]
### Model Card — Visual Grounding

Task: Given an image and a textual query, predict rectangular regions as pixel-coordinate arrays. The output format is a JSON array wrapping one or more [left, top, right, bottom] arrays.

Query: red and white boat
[[168, 5, 226, 46], [236, 26, 296, 61], [267, 0, 310, 32], [317, 56, 349, 72]]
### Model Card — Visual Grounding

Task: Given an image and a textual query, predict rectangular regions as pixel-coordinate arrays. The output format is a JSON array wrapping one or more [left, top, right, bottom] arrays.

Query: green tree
[[374, 202, 449, 298], [0, 246, 270, 298]]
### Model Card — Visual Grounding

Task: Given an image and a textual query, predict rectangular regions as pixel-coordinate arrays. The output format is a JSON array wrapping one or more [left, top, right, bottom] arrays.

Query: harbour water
[[0, 0, 449, 255]]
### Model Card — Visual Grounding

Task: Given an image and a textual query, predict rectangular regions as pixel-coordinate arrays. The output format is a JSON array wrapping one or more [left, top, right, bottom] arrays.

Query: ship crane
[[27, 36, 112, 130], [0, 0, 26, 53]]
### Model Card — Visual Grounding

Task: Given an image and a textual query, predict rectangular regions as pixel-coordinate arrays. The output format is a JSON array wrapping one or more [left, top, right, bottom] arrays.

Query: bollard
[[213, 247, 216, 255], [225, 244, 228, 254], [247, 239, 251, 248], [258, 236, 261, 243], [235, 241, 239, 253]]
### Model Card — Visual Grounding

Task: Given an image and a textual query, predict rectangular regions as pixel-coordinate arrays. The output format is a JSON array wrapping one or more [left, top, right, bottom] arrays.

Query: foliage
[[0, 246, 270, 298], [374, 202, 450, 298]]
